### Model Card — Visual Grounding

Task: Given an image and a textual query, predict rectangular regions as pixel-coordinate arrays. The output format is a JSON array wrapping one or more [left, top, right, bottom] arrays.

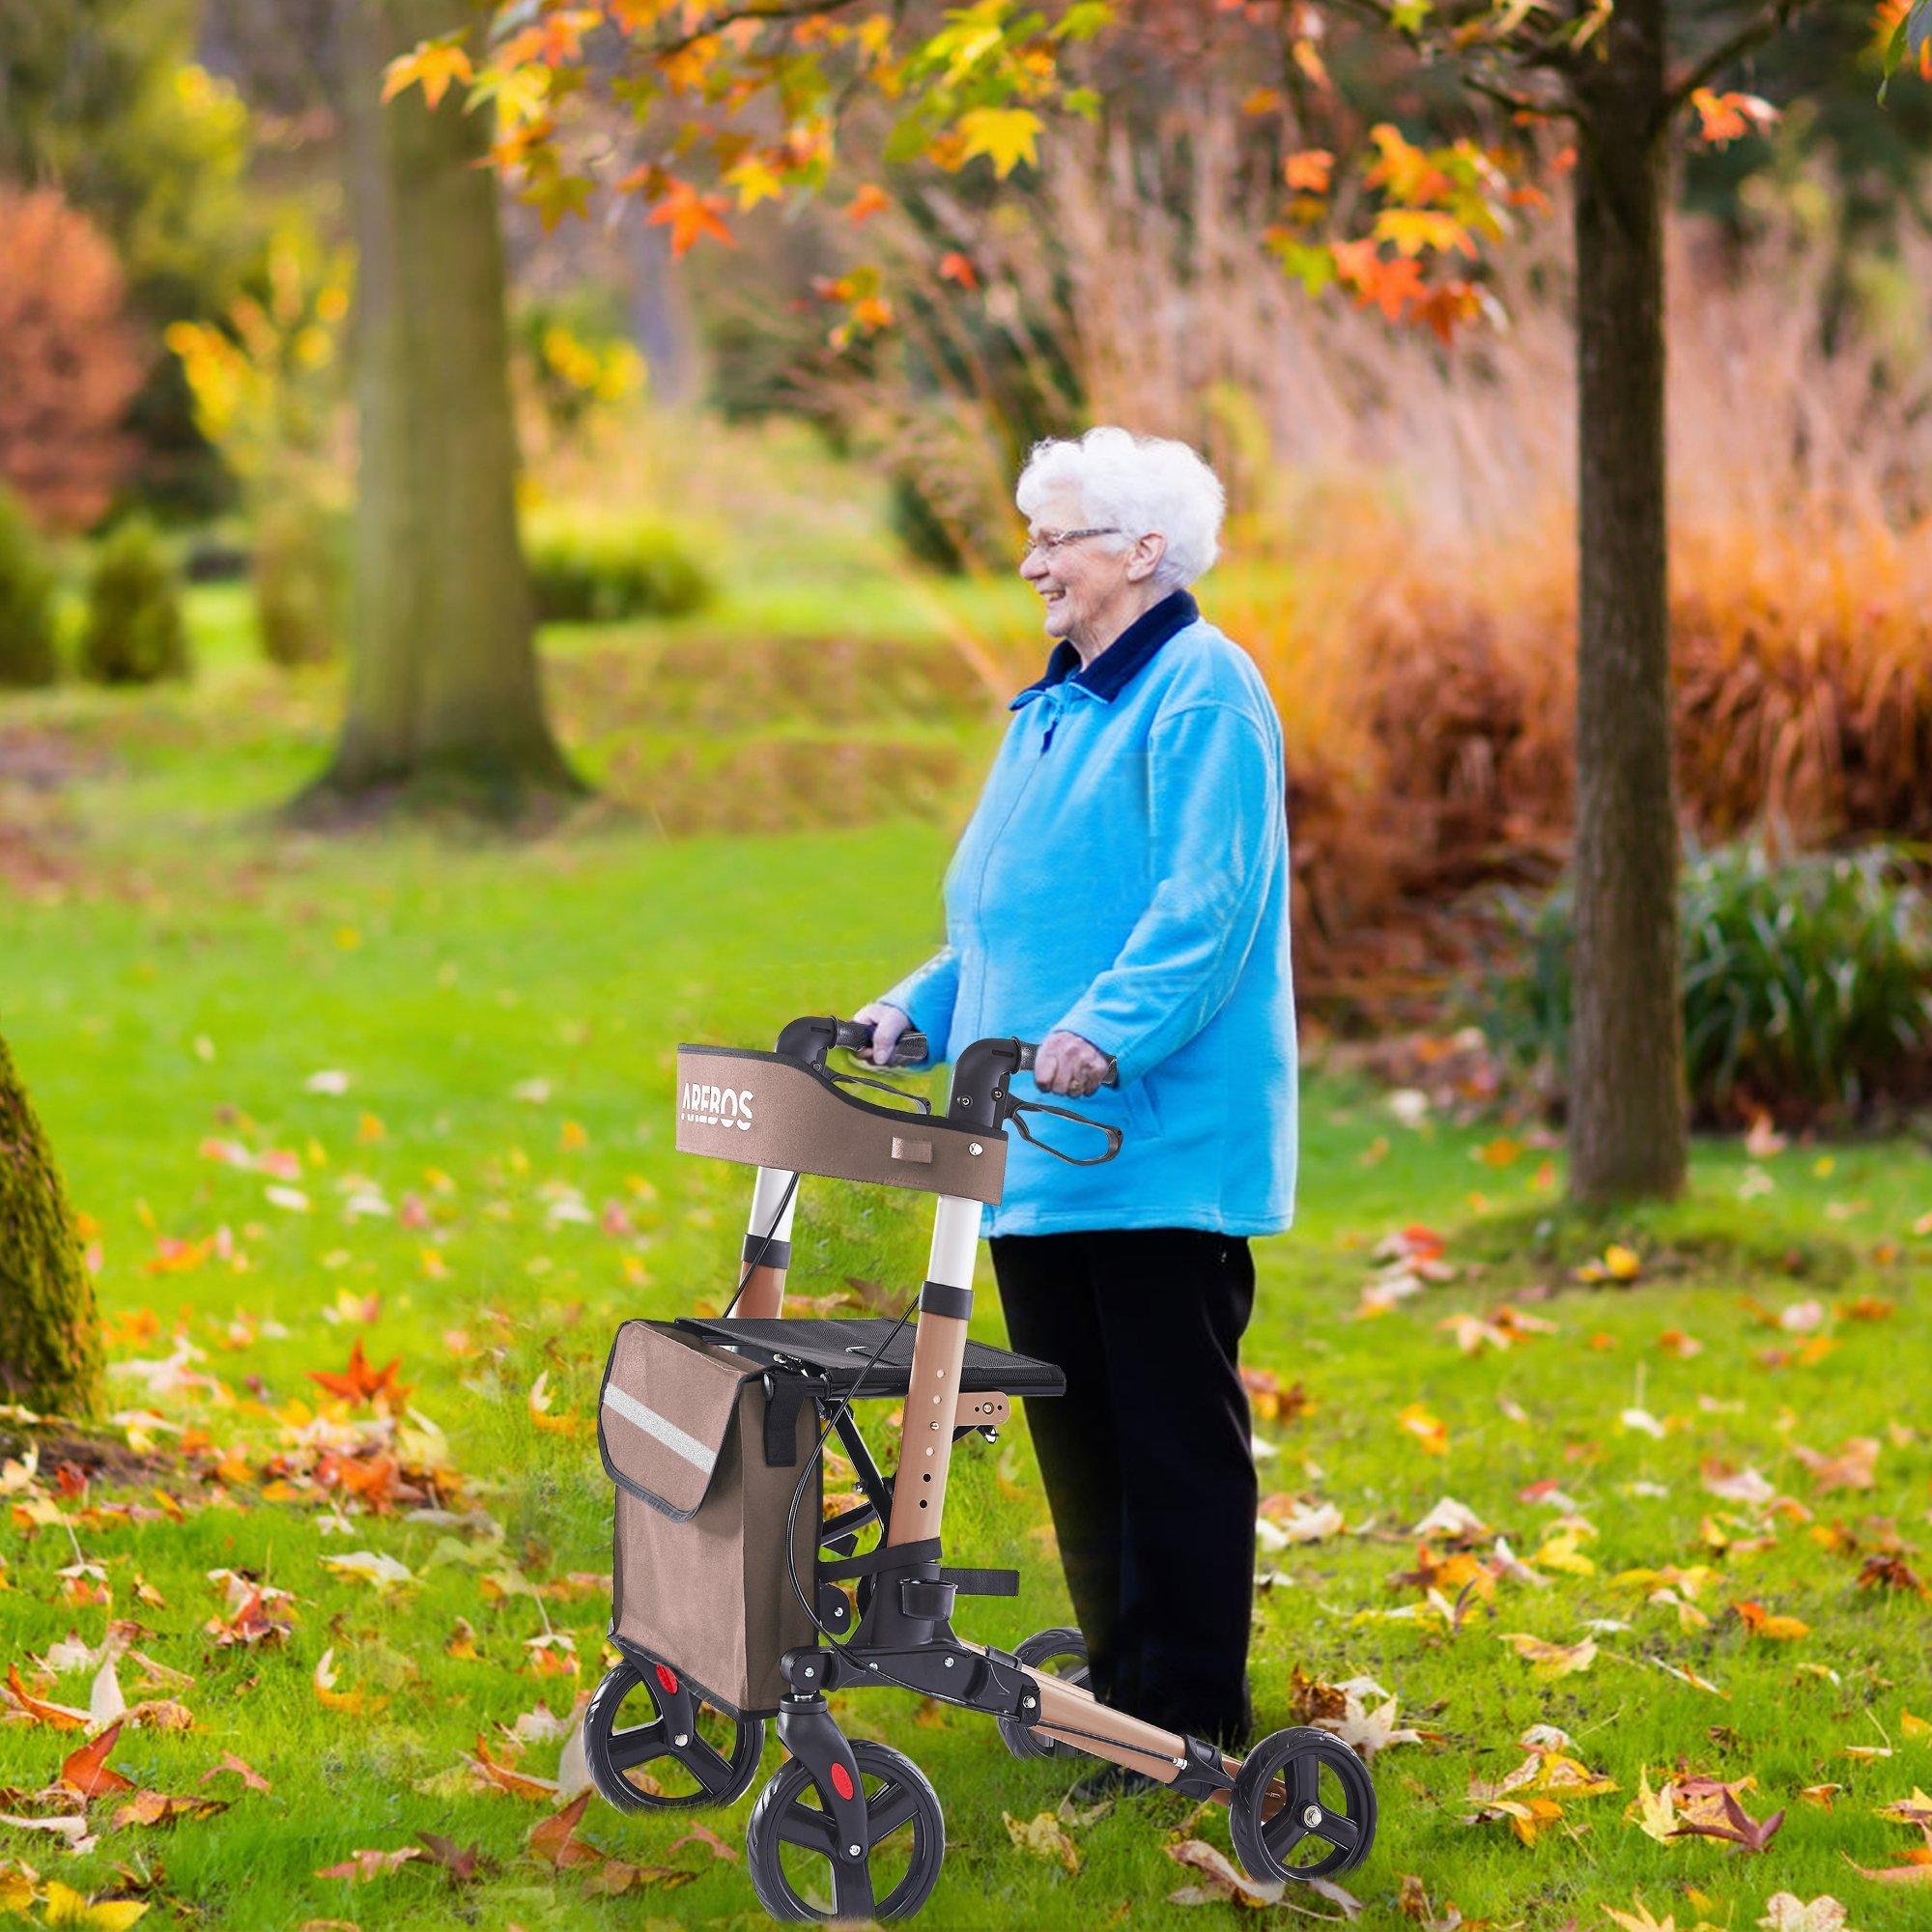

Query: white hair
[[1015, 426, 1226, 589]]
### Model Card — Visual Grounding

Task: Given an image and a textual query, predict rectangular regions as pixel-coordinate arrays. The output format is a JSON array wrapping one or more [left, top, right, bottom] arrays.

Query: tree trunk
[[1566, 0, 1688, 1204], [0, 1031, 99, 1417], [300, 0, 583, 820]]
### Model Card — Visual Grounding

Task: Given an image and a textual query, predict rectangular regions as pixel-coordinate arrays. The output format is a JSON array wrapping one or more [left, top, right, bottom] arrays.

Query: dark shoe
[[1064, 1761, 1160, 1805]]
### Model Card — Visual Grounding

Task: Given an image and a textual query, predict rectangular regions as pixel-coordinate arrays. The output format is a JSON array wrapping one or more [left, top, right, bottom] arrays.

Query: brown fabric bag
[[598, 1320, 819, 1716]]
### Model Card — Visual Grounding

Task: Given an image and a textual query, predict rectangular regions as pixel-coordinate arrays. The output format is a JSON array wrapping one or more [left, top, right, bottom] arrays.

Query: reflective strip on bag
[[601, 1382, 718, 1475]]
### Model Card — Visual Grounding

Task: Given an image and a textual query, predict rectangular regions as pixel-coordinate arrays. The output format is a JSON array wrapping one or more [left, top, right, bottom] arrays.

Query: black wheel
[[1230, 1727, 1378, 1884], [582, 1660, 765, 1812], [746, 1739, 944, 1922], [999, 1626, 1091, 1761]]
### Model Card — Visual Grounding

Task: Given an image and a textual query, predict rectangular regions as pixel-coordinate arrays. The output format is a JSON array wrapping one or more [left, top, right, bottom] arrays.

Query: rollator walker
[[586, 1015, 1378, 1921]]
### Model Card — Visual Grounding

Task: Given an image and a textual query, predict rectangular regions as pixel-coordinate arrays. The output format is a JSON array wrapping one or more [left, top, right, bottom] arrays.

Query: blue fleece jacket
[[876, 588, 1296, 1236]]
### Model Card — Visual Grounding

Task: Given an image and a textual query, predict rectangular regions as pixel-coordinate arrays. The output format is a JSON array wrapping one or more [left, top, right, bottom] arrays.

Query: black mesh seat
[[670, 1317, 1065, 1400]]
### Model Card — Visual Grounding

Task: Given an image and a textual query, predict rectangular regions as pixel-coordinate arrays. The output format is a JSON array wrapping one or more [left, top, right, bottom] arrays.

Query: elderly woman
[[856, 425, 1295, 1798]]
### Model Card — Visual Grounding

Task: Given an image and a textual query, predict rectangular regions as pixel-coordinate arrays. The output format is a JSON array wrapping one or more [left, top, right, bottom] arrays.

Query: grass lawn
[[2, 596, 1930, 1932]]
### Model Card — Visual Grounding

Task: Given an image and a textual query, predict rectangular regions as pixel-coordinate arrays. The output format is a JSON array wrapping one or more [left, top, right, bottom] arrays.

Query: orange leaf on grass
[[307, 1338, 412, 1409], [4, 1662, 91, 1730], [1397, 1403, 1448, 1456], [200, 1752, 271, 1794], [1842, 1855, 1932, 1885], [665, 1820, 739, 1862], [1734, 1600, 1810, 1641], [1791, 1437, 1878, 1493], [528, 1790, 603, 1867], [62, 1720, 135, 1797], [527, 1372, 580, 1437], [316, 1845, 424, 1882], [112, 1789, 229, 1827], [204, 1588, 292, 1649], [465, 1735, 559, 1802], [313, 1647, 387, 1717]]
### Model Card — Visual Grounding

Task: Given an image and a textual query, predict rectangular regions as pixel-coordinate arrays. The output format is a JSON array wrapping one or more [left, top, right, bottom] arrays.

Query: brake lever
[[1008, 1096, 1123, 1166], [826, 1066, 933, 1114]]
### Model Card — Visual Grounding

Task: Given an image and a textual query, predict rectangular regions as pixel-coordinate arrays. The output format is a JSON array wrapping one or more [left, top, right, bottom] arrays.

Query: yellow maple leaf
[[41, 1883, 149, 1929], [381, 36, 473, 111], [1874, 1786, 1932, 1826], [1626, 1766, 1680, 1843], [956, 105, 1042, 178], [1603, 1897, 1678, 1932], [724, 155, 786, 211], [1002, 1808, 1080, 1873], [1498, 1631, 1598, 1677], [1398, 1401, 1449, 1455], [1532, 1527, 1597, 1577], [1373, 208, 1477, 258]]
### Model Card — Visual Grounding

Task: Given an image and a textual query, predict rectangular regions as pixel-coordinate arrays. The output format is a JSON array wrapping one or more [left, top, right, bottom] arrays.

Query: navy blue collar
[[1011, 588, 1199, 708]]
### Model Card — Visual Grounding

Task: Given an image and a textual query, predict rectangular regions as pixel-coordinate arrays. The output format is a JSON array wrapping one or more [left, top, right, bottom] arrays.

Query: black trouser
[[987, 1227, 1258, 1752]]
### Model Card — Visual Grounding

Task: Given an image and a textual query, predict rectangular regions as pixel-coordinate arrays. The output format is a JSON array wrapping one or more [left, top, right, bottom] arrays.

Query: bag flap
[[598, 1320, 760, 1519]]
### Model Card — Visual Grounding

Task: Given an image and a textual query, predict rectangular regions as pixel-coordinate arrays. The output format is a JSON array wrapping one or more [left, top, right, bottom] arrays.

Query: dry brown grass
[[993, 123, 1932, 1000]]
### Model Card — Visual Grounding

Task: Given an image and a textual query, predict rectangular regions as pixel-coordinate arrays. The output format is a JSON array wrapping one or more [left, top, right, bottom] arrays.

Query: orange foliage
[[0, 189, 145, 531]]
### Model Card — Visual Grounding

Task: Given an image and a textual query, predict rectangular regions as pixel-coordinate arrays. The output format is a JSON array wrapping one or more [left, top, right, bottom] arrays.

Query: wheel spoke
[[604, 1720, 668, 1772], [831, 1851, 876, 1921], [777, 1802, 838, 1855], [673, 1732, 740, 1797], [1312, 1807, 1362, 1854], [1293, 1753, 1321, 1808], [1261, 1809, 1309, 1860], [866, 1778, 919, 1845]]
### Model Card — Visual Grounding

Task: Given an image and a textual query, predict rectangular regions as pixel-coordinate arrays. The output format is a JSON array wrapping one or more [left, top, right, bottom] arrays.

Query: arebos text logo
[[681, 1081, 755, 1131]]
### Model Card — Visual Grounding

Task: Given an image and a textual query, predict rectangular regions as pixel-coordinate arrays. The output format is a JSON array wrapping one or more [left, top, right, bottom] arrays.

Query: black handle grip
[[950, 1036, 1121, 1139], [1012, 1038, 1118, 1088], [836, 1017, 929, 1067], [773, 1014, 927, 1069]]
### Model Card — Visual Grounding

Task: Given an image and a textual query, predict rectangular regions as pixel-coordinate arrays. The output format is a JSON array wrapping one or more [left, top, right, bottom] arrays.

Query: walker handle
[[948, 1037, 1123, 1165], [774, 1014, 928, 1070], [837, 1016, 929, 1066], [1012, 1038, 1119, 1089]]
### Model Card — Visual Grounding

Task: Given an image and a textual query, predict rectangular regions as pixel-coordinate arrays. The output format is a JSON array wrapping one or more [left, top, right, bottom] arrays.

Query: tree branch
[[1463, 71, 1582, 125], [651, 0, 868, 59], [1660, 0, 1821, 121]]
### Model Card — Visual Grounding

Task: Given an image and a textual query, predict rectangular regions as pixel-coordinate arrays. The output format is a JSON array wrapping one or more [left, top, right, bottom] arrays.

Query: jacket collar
[[1009, 588, 1199, 710]]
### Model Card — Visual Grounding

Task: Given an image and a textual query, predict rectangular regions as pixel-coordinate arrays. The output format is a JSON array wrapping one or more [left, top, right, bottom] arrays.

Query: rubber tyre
[[999, 1626, 1092, 1761], [582, 1661, 765, 1812], [746, 1739, 944, 1922], [1230, 1726, 1378, 1884]]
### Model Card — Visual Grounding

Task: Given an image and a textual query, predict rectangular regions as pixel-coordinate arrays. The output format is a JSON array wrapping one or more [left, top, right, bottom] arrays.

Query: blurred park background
[[3, 2, 1932, 1928]]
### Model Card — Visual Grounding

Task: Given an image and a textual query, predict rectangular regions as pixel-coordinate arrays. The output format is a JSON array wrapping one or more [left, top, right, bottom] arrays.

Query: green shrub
[[253, 497, 345, 667], [1479, 844, 1932, 1123], [78, 517, 190, 685], [0, 489, 58, 688], [525, 512, 711, 624]]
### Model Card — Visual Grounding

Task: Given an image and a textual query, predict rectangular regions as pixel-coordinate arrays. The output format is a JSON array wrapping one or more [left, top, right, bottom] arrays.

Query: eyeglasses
[[1020, 526, 1122, 564]]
